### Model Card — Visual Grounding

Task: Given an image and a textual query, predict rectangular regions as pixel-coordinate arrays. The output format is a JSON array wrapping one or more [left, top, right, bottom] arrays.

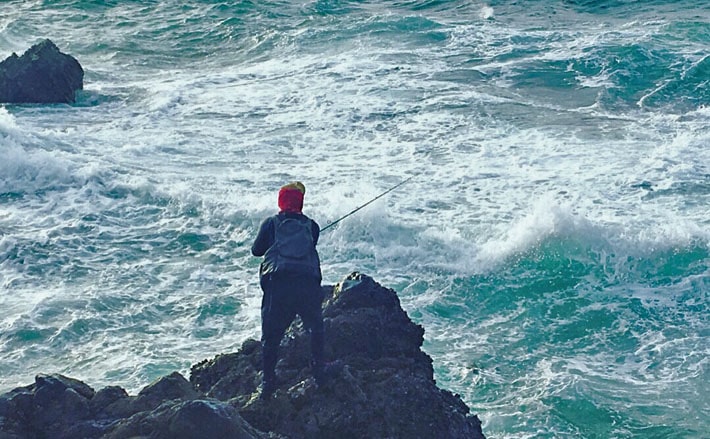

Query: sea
[[1, 1, 708, 437]]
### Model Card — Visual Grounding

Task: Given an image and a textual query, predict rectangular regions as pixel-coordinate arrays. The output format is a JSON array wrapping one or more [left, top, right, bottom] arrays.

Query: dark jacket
[[252, 212, 321, 281]]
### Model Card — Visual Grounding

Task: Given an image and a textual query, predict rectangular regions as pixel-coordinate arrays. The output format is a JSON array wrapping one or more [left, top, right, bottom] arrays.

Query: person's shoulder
[[260, 214, 280, 228], [305, 215, 320, 231], [280, 212, 317, 228]]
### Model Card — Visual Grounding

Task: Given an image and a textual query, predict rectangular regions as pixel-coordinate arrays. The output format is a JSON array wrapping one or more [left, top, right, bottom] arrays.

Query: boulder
[[0, 374, 95, 439], [93, 372, 201, 421], [104, 399, 266, 439], [0, 39, 83, 104]]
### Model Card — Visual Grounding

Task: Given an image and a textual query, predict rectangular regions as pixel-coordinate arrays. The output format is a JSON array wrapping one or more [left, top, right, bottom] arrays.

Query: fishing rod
[[320, 174, 416, 233]]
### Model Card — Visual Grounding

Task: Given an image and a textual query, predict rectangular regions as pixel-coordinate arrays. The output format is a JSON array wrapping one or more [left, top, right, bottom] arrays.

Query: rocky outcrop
[[0, 273, 485, 438], [0, 39, 83, 104]]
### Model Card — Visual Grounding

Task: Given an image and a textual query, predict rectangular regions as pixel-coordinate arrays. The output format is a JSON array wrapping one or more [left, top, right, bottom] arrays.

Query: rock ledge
[[0, 273, 485, 439]]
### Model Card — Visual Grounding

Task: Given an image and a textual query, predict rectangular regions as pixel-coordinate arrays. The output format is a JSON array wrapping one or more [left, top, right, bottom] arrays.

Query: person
[[251, 181, 328, 399]]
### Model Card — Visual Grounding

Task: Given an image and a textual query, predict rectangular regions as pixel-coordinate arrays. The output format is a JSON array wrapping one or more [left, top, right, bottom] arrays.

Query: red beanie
[[278, 182, 305, 213]]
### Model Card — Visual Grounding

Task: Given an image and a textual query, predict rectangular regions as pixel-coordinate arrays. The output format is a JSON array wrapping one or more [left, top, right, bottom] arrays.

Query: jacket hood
[[278, 183, 305, 213]]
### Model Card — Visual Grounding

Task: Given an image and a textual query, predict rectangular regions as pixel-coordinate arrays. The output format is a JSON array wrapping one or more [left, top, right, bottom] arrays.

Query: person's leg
[[260, 278, 295, 397], [297, 280, 328, 383]]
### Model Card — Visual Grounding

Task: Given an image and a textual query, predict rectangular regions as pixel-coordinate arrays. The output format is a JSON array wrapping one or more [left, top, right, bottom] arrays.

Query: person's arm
[[251, 217, 274, 256]]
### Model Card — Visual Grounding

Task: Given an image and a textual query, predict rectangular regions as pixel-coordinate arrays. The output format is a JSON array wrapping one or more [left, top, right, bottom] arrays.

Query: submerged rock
[[0, 273, 485, 438], [0, 39, 83, 104]]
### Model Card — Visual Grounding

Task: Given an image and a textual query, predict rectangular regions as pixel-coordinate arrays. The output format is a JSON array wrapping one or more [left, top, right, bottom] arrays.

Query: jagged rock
[[191, 272, 485, 439], [190, 339, 263, 402], [0, 374, 96, 439], [0, 372, 220, 439], [96, 371, 201, 420], [105, 399, 265, 439], [0, 39, 83, 104], [89, 385, 129, 417], [0, 273, 486, 438]]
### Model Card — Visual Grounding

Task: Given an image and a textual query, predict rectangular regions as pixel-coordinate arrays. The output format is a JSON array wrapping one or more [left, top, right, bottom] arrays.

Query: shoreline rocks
[[0, 39, 83, 104], [0, 273, 485, 438]]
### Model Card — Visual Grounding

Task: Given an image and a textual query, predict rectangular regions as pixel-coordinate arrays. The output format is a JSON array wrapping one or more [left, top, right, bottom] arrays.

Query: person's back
[[253, 212, 321, 282]]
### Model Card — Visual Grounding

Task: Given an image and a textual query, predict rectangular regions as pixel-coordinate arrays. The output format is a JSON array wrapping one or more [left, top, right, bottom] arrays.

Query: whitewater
[[1, 1, 708, 437]]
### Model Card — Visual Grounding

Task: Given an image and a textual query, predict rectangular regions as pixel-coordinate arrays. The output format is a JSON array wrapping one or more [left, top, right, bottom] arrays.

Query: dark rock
[[105, 399, 265, 439], [35, 373, 96, 400], [90, 386, 129, 417], [167, 400, 257, 439], [190, 340, 262, 402], [0, 374, 95, 438], [33, 374, 93, 435], [0, 273, 486, 438], [0, 39, 83, 104], [191, 272, 486, 439], [0, 385, 34, 438], [98, 372, 200, 420], [138, 371, 199, 405]]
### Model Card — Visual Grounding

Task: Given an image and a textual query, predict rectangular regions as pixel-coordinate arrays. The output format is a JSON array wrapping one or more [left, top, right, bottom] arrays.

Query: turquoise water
[[1, 1, 708, 437]]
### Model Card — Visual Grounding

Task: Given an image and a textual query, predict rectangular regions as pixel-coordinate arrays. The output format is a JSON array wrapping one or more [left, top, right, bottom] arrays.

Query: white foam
[[474, 194, 597, 267], [0, 107, 17, 130], [479, 6, 494, 20], [4, 148, 60, 189]]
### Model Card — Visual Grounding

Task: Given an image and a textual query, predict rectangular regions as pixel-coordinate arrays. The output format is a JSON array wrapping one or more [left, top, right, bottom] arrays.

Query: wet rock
[[105, 399, 265, 439], [0, 39, 83, 104], [0, 273, 486, 438], [90, 386, 129, 417], [0, 374, 95, 439], [94, 372, 200, 421], [192, 272, 485, 439], [0, 372, 212, 439]]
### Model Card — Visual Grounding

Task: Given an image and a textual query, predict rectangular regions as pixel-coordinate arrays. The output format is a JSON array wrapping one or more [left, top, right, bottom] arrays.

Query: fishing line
[[320, 174, 416, 233]]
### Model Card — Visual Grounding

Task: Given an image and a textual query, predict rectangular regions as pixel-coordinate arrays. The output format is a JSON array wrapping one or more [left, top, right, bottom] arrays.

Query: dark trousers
[[260, 273, 324, 385]]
